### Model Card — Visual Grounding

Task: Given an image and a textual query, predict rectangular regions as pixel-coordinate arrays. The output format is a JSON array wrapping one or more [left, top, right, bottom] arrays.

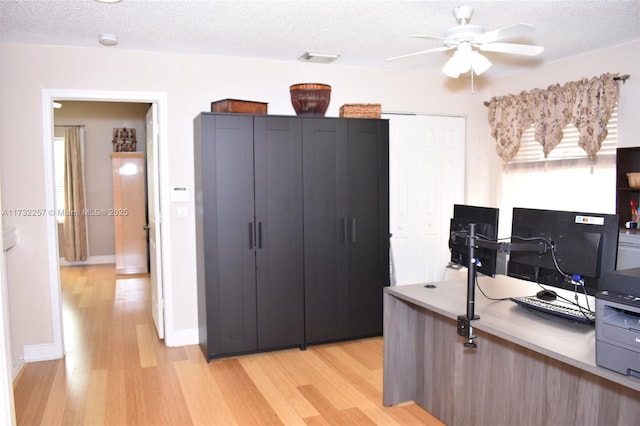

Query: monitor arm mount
[[456, 224, 547, 348]]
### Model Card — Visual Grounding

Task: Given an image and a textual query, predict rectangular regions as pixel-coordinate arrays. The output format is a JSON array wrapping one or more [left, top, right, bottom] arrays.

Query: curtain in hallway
[[63, 127, 88, 261]]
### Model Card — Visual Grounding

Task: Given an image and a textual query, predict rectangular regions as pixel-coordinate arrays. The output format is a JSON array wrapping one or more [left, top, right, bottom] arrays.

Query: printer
[[595, 268, 640, 377]]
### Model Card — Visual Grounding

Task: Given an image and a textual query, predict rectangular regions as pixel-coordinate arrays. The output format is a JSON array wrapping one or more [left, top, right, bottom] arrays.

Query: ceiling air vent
[[298, 52, 341, 64]]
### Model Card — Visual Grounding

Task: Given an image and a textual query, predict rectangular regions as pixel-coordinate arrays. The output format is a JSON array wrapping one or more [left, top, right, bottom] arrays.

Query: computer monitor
[[507, 207, 619, 295], [449, 204, 500, 277]]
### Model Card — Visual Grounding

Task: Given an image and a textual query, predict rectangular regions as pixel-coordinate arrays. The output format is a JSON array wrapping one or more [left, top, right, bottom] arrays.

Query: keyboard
[[510, 296, 595, 324]]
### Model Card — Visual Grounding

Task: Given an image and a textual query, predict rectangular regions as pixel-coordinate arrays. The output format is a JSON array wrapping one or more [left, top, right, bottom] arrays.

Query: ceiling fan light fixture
[[443, 47, 472, 78], [442, 56, 461, 78], [470, 51, 492, 75], [442, 44, 492, 78]]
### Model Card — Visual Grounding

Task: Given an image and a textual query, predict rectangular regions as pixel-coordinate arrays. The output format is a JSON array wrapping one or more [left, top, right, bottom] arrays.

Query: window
[[499, 109, 617, 236]]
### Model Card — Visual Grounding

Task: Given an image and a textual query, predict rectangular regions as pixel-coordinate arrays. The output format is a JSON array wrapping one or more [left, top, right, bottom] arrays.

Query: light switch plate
[[176, 205, 189, 219]]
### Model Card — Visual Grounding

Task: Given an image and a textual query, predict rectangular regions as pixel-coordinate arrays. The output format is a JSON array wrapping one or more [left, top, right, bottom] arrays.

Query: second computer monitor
[[449, 204, 500, 277]]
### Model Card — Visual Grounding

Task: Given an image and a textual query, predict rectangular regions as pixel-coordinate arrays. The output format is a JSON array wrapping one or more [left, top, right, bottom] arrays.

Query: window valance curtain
[[488, 73, 620, 162]]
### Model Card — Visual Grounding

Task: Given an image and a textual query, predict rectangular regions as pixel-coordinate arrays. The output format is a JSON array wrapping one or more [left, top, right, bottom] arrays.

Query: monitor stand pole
[[457, 223, 479, 348]]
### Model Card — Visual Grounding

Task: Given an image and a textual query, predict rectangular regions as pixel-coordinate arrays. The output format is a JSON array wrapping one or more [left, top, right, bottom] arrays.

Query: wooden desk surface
[[385, 273, 640, 393]]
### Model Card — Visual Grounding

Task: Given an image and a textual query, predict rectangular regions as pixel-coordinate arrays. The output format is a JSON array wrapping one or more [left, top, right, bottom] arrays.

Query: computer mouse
[[536, 289, 557, 301]]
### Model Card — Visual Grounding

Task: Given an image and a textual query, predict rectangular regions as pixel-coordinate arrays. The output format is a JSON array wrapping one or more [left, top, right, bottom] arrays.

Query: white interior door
[[386, 114, 465, 285], [146, 104, 164, 338]]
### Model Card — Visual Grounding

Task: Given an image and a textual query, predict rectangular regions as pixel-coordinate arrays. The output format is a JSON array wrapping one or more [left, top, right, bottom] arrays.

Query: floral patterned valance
[[487, 73, 620, 162]]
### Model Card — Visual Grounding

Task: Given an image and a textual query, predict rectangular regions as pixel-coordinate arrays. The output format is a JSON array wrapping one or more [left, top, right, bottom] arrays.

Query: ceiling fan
[[386, 5, 544, 78]]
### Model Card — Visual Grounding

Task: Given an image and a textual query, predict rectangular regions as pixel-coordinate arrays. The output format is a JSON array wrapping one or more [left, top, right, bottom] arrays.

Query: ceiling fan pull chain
[[471, 68, 475, 94]]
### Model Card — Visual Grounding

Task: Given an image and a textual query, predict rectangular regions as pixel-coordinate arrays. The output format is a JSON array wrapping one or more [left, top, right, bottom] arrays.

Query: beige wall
[[54, 101, 148, 258], [0, 42, 493, 369], [0, 40, 638, 371]]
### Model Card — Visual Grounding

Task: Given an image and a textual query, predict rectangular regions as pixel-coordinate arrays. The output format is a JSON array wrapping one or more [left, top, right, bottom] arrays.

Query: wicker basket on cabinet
[[339, 104, 382, 119]]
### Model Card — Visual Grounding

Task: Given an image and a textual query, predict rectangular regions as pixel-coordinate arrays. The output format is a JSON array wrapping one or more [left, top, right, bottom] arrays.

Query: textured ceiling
[[1, 0, 639, 79]]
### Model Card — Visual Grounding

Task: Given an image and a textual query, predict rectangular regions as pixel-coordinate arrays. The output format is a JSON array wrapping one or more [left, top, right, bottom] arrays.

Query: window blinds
[[508, 108, 618, 164]]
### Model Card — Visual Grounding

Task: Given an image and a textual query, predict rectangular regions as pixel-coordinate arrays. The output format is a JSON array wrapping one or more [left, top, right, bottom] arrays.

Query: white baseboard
[[12, 358, 24, 380], [59, 255, 115, 267], [23, 342, 63, 363], [166, 328, 199, 347]]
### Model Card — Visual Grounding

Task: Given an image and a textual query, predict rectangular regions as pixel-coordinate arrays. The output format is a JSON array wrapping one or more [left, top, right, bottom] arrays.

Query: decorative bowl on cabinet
[[289, 83, 331, 117]]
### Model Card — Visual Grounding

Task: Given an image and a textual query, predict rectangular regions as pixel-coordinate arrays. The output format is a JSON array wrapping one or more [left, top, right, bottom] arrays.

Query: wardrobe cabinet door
[[303, 118, 389, 345], [303, 118, 350, 344], [196, 114, 257, 358], [345, 119, 390, 337], [254, 116, 304, 349]]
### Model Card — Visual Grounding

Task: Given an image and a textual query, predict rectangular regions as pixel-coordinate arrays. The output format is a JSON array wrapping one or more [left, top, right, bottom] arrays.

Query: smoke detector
[[99, 33, 118, 46]]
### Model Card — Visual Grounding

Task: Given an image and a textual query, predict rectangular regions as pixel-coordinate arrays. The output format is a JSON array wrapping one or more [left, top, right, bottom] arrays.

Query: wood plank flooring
[[13, 264, 444, 425]]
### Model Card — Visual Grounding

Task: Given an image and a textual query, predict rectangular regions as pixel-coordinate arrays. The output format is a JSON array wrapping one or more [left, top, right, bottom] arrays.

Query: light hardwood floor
[[13, 264, 443, 425]]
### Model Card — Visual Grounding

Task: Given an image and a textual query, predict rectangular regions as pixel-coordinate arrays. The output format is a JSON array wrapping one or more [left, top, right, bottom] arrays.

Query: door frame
[[41, 89, 171, 358]]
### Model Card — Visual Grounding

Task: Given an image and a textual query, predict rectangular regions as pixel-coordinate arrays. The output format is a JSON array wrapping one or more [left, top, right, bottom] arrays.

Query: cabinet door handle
[[257, 222, 263, 249], [249, 222, 255, 249], [351, 218, 357, 243], [342, 218, 348, 244]]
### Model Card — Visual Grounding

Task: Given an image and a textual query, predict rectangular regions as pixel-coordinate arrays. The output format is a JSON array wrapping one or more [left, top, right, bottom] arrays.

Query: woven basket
[[339, 103, 381, 119]]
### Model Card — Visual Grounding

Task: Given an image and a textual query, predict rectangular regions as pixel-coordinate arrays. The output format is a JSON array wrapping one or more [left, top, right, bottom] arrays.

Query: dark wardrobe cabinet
[[194, 112, 389, 360], [302, 118, 390, 344]]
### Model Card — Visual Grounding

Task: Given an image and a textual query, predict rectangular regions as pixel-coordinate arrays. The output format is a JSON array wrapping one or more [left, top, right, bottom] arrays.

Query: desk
[[383, 274, 640, 426]]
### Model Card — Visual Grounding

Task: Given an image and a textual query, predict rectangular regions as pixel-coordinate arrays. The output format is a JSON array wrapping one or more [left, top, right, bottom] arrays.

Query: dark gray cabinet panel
[[195, 113, 304, 360], [195, 114, 257, 358], [346, 119, 390, 338], [253, 116, 304, 350], [303, 119, 350, 343], [303, 118, 390, 344]]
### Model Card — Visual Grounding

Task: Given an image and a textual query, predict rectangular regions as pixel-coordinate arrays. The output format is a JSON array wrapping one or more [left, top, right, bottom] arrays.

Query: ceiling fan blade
[[475, 23, 535, 44], [385, 46, 453, 62], [410, 34, 443, 41], [479, 42, 544, 56]]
